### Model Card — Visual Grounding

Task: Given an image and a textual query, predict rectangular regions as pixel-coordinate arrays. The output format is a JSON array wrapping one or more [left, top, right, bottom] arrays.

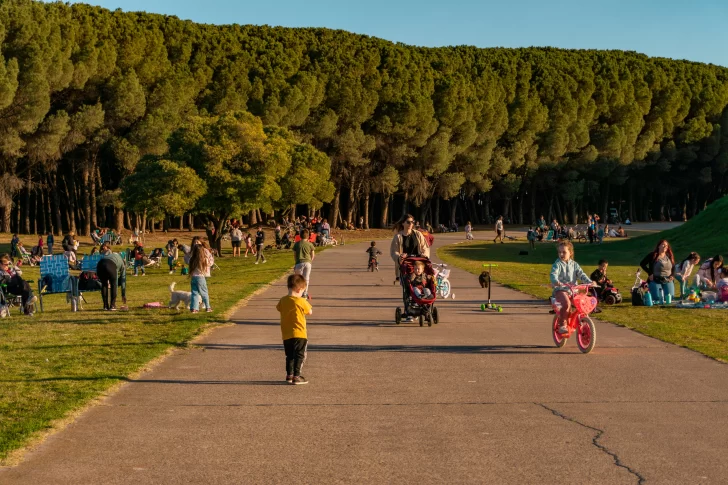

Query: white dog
[[168, 282, 192, 310]]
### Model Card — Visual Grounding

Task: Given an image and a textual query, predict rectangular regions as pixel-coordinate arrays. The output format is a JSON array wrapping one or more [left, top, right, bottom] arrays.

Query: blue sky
[[61, 0, 728, 67]]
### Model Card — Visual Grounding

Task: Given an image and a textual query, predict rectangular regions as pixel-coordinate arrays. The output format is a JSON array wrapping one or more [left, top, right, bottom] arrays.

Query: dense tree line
[[1, 0, 727, 237]]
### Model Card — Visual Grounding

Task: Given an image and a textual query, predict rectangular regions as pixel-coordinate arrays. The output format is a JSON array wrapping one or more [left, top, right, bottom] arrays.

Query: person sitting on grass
[[590, 259, 613, 308], [697, 255, 724, 291], [550, 241, 594, 334], [675, 252, 700, 299], [409, 260, 435, 299], [640, 239, 675, 303], [617, 226, 626, 237], [0, 253, 37, 315]]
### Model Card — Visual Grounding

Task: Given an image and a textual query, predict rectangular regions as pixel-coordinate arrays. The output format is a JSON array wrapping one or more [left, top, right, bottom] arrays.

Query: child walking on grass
[[276, 274, 313, 385], [189, 242, 214, 313]]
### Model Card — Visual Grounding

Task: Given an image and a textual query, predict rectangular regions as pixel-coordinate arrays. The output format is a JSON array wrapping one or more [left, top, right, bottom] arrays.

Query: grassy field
[[439, 197, 728, 363], [0, 238, 297, 464]]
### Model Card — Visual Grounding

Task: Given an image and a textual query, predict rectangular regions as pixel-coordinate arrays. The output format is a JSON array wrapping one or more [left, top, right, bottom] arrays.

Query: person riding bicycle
[[550, 241, 594, 335], [366, 241, 382, 271]]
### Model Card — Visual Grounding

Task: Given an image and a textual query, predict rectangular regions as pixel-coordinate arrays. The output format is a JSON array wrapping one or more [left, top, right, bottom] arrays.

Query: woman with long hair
[[189, 242, 214, 313], [389, 213, 430, 283], [639, 239, 676, 302], [675, 252, 700, 299], [696, 254, 724, 291]]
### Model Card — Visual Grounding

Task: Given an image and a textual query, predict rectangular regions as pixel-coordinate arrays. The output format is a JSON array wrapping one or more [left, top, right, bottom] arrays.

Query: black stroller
[[395, 257, 439, 326]]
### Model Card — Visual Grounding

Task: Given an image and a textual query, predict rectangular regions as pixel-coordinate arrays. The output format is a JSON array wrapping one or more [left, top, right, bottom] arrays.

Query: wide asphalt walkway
[[2, 233, 727, 484]]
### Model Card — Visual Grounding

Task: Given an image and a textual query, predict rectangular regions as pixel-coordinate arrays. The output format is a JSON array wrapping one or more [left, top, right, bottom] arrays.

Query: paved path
[[2, 233, 727, 484]]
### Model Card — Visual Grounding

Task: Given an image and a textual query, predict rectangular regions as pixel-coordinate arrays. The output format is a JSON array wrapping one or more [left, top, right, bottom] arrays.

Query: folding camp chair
[[18, 247, 35, 266], [76, 253, 103, 309], [38, 255, 79, 312]]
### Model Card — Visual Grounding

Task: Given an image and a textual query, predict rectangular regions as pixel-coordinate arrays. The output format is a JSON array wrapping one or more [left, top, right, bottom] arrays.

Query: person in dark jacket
[[640, 239, 675, 302], [0, 253, 37, 314], [97, 243, 127, 311], [255, 226, 266, 264]]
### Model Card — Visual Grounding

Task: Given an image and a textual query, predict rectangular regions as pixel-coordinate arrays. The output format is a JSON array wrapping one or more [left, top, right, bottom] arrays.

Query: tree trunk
[[113, 208, 124, 232], [329, 185, 341, 229], [188, 213, 194, 231], [61, 173, 76, 233], [346, 183, 356, 226], [1, 201, 11, 233], [554, 195, 564, 225], [380, 194, 390, 229], [363, 192, 370, 229], [601, 181, 610, 223], [401, 190, 409, 219], [249, 210, 257, 225], [22, 170, 31, 234], [81, 163, 91, 235], [149, 216, 155, 234], [90, 160, 98, 229], [141, 210, 147, 240], [434, 197, 440, 228], [49, 172, 63, 235], [179, 214, 184, 230], [449, 199, 458, 227]]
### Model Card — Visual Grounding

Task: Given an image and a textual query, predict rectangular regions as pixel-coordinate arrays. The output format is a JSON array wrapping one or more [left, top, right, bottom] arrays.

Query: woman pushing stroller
[[390, 213, 430, 284]]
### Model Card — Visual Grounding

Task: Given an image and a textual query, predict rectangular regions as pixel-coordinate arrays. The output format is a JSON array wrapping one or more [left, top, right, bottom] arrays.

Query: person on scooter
[[550, 241, 594, 335]]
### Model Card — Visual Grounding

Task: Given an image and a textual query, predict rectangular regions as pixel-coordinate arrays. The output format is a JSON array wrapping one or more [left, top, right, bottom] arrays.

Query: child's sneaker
[[191, 309, 199, 314], [291, 376, 308, 385], [558, 323, 568, 334], [206, 308, 213, 313], [286, 375, 293, 383]]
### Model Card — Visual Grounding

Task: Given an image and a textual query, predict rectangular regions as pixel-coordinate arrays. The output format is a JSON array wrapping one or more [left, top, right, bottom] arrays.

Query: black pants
[[283, 338, 308, 377], [97, 259, 118, 309], [6, 275, 33, 310]]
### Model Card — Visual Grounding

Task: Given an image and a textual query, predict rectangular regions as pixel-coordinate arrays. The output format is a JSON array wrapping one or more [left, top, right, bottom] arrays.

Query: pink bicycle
[[550, 283, 598, 354]]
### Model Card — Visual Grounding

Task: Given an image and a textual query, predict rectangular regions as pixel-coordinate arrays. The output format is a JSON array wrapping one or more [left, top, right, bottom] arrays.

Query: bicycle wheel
[[439, 280, 451, 299], [577, 315, 597, 353], [552, 315, 567, 348]]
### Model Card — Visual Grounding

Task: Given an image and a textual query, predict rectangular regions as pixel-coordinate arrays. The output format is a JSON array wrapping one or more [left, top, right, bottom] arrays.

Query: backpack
[[631, 288, 644, 306], [78, 271, 102, 291], [181, 266, 189, 276], [419, 229, 435, 248]]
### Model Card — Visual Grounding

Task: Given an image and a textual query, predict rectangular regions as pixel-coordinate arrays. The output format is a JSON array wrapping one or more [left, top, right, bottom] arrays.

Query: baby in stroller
[[396, 257, 439, 326]]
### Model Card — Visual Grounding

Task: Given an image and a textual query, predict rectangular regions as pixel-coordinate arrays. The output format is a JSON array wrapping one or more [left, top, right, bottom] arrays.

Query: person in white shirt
[[493, 216, 504, 244]]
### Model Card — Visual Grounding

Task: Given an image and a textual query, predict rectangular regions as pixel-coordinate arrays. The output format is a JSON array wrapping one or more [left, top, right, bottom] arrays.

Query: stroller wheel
[[419, 315, 424, 327], [432, 306, 439, 324], [427, 313, 433, 327], [395, 307, 402, 325]]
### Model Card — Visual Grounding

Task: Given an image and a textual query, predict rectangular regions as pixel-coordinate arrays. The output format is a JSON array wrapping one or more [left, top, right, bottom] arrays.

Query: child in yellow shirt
[[276, 274, 313, 385]]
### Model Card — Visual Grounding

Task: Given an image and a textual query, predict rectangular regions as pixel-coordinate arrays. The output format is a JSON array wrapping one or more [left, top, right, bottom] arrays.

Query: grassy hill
[[438, 196, 728, 362]]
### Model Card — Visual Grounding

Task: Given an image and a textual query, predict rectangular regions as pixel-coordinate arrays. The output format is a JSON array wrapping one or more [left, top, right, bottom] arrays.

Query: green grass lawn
[[439, 232, 728, 363], [0, 245, 296, 464]]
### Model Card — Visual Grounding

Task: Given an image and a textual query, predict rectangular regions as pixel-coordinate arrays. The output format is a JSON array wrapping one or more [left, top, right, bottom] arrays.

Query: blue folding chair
[[38, 255, 78, 312]]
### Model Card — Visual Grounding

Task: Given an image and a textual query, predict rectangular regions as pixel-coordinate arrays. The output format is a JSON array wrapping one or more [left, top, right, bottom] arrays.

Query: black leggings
[[97, 259, 118, 309], [6, 275, 33, 309], [283, 338, 308, 377]]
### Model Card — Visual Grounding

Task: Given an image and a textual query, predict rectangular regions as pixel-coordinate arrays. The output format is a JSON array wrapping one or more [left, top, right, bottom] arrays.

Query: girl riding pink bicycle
[[550, 240, 596, 334]]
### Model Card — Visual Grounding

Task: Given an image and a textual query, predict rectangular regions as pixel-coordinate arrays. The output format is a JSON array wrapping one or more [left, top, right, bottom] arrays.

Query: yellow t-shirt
[[276, 295, 312, 340]]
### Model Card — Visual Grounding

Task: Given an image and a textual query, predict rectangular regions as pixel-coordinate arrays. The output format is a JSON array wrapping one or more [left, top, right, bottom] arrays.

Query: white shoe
[[263, 260, 267, 263], [169, 270, 174, 274], [255, 262, 259, 265]]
